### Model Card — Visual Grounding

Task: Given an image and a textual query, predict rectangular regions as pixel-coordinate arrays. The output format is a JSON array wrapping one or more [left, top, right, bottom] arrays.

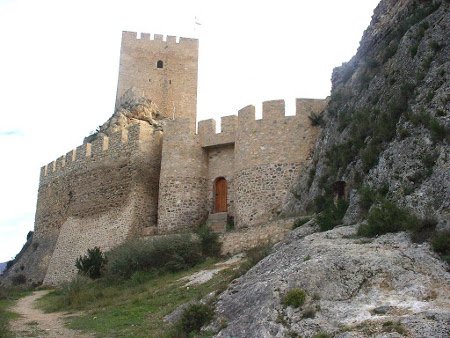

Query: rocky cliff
[[212, 0, 449, 336], [283, 0, 449, 227]]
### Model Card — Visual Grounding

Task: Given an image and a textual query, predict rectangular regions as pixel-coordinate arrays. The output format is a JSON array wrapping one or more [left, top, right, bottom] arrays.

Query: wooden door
[[214, 177, 227, 213]]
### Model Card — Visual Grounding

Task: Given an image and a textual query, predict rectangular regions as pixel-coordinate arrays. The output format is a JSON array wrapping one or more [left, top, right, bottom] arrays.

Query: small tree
[[75, 247, 107, 279]]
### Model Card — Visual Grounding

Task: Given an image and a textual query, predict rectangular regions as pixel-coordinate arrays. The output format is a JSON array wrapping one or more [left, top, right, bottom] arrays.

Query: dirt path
[[10, 290, 92, 338]]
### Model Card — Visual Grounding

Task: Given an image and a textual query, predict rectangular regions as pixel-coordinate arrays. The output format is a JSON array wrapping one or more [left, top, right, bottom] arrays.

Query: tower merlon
[[90, 135, 109, 157], [198, 119, 216, 136], [109, 129, 128, 150], [121, 31, 198, 46], [295, 98, 328, 117], [221, 115, 238, 134], [262, 100, 285, 120], [56, 156, 66, 171], [238, 105, 256, 122]]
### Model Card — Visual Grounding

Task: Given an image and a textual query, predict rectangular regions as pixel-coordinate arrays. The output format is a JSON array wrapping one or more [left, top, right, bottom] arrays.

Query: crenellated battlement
[[121, 31, 198, 47], [194, 98, 326, 148], [40, 122, 155, 182]]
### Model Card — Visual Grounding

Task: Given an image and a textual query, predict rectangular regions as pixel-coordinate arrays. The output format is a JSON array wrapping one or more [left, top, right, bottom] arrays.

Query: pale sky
[[0, 0, 379, 262]]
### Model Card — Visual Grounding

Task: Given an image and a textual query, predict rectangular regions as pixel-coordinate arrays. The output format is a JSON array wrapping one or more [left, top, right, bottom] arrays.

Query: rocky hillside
[[0, 262, 6, 275], [212, 0, 449, 336], [283, 0, 449, 227], [212, 224, 450, 337]]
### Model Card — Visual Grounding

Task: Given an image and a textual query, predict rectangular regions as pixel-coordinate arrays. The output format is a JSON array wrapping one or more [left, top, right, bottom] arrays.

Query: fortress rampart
[[5, 31, 328, 287], [159, 98, 327, 229], [35, 122, 162, 284]]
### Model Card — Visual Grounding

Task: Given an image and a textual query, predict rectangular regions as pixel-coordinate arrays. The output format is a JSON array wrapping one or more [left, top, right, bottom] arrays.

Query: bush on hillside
[[293, 217, 311, 229], [197, 224, 222, 257], [106, 234, 203, 279], [316, 199, 348, 231], [179, 303, 214, 335], [75, 247, 107, 279], [283, 288, 306, 308], [357, 200, 415, 237], [431, 230, 450, 264]]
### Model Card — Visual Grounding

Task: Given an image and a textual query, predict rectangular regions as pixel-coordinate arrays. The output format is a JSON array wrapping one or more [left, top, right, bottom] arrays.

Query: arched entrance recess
[[214, 177, 227, 213]]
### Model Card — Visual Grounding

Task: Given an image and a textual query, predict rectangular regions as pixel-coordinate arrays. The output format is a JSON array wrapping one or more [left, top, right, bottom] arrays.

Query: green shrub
[[75, 247, 107, 279], [283, 288, 306, 308], [106, 234, 203, 279], [308, 111, 325, 126], [431, 230, 450, 263], [357, 201, 415, 237], [408, 217, 437, 243], [358, 184, 389, 212], [312, 333, 331, 338], [317, 199, 348, 232], [293, 217, 311, 229], [180, 303, 214, 334], [429, 118, 449, 143], [197, 224, 222, 257]]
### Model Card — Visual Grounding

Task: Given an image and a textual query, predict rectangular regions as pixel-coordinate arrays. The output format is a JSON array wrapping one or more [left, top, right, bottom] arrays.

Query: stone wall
[[35, 122, 162, 285], [115, 32, 198, 129], [206, 145, 235, 218], [157, 118, 209, 232], [220, 218, 295, 255], [158, 99, 326, 230]]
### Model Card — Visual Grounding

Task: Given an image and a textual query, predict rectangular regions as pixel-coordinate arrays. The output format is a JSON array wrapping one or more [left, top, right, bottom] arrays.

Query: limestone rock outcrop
[[84, 87, 169, 143], [282, 0, 449, 228], [213, 225, 450, 337]]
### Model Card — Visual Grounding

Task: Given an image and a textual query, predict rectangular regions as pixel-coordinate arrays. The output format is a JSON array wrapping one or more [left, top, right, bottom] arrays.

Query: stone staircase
[[206, 212, 228, 233]]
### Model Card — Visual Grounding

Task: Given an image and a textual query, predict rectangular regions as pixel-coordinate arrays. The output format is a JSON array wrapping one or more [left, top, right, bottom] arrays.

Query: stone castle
[[33, 31, 326, 285]]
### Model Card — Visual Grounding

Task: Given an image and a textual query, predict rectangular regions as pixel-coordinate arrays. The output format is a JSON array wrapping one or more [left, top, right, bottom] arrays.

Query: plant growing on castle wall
[[75, 247, 107, 279], [308, 111, 325, 127]]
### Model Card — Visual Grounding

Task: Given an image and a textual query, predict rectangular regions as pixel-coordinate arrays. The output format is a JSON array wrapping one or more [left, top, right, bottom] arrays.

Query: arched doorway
[[214, 177, 227, 213]]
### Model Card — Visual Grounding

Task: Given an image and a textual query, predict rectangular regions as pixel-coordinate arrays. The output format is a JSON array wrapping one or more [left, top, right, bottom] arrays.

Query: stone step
[[206, 212, 228, 233]]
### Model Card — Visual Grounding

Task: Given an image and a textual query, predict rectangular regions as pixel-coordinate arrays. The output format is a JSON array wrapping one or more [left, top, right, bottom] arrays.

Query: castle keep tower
[[115, 32, 199, 128]]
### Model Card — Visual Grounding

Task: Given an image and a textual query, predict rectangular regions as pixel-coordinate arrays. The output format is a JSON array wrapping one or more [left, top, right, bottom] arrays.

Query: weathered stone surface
[[282, 0, 450, 230], [213, 225, 450, 337]]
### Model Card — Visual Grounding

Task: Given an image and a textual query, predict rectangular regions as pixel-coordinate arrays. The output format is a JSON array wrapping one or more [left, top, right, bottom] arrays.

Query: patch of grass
[[0, 288, 32, 338], [283, 288, 306, 308], [382, 321, 407, 335], [37, 258, 235, 338], [303, 255, 311, 262], [302, 306, 316, 319], [312, 332, 331, 338], [293, 217, 311, 229]]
